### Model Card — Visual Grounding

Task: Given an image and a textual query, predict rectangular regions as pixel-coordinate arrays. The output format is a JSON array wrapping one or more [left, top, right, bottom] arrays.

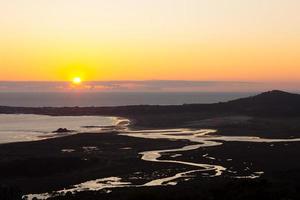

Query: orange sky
[[0, 0, 300, 82]]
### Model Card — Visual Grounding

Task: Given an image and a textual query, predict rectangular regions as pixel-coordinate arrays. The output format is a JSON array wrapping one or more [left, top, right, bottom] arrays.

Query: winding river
[[26, 125, 300, 199], [122, 128, 300, 180]]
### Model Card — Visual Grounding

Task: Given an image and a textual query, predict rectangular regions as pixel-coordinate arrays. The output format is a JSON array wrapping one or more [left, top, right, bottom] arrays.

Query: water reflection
[[26, 127, 300, 199], [0, 114, 119, 144]]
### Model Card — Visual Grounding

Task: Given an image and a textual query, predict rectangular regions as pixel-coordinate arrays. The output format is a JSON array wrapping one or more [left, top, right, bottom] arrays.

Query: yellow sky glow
[[0, 0, 300, 82]]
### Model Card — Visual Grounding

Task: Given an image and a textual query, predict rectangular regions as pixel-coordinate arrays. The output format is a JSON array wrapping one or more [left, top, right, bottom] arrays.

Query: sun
[[72, 77, 82, 84]]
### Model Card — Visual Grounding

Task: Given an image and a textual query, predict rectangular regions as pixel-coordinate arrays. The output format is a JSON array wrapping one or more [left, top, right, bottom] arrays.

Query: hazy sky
[[1, 81, 300, 93], [1, 0, 300, 82]]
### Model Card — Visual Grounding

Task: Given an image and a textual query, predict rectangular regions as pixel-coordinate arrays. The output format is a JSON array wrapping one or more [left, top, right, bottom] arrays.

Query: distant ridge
[[1, 90, 300, 117], [229, 90, 300, 104], [225, 90, 300, 116]]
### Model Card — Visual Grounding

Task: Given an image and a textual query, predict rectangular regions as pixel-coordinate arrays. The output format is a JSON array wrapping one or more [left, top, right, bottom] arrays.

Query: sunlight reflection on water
[[0, 114, 118, 144]]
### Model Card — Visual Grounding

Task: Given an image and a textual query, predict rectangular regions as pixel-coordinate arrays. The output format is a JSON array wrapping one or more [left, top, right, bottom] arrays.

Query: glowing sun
[[72, 77, 82, 84]]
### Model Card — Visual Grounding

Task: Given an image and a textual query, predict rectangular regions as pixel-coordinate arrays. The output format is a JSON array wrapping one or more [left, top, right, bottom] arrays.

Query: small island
[[0, 91, 300, 200], [52, 128, 73, 134]]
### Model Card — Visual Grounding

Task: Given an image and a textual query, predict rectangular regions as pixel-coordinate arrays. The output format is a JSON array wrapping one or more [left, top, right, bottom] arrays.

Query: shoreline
[[1, 119, 300, 199], [1, 91, 300, 199]]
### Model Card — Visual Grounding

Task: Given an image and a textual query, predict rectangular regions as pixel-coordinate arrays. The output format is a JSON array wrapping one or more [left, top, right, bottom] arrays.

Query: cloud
[[0, 81, 299, 93]]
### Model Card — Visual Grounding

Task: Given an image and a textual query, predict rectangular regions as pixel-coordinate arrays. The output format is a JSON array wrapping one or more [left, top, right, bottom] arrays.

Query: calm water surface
[[0, 92, 255, 107], [0, 114, 118, 144]]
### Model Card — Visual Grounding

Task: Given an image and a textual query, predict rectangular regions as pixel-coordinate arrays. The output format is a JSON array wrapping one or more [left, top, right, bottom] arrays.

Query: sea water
[[0, 114, 118, 144], [0, 92, 255, 107]]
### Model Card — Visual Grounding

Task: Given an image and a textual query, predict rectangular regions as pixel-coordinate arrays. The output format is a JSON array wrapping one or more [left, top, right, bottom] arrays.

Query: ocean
[[0, 92, 256, 107], [0, 114, 118, 144], [0, 92, 256, 144]]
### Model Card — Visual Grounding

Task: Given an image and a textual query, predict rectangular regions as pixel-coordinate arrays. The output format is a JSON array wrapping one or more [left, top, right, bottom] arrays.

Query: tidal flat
[[1, 91, 300, 200]]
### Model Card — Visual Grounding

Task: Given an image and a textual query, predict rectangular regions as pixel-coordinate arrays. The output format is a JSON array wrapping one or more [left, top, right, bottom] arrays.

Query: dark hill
[[1, 90, 300, 118], [223, 90, 300, 116], [229, 90, 300, 105]]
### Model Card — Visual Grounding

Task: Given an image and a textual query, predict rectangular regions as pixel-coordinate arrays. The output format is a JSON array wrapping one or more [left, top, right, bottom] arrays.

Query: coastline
[[1, 127, 299, 199], [0, 115, 299, 198], [1, 91, 300, 199]]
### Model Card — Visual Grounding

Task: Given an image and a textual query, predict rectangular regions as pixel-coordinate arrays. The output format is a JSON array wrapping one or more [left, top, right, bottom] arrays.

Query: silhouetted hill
[[1, 90, 300, 118], [224, 90, 300, 116], [229, 90, 300, 105]]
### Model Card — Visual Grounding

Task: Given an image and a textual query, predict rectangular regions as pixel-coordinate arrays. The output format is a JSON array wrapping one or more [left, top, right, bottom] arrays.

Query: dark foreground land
[[1, 90, 300, 200], [0, 131, 300, 200]]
